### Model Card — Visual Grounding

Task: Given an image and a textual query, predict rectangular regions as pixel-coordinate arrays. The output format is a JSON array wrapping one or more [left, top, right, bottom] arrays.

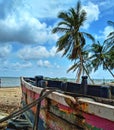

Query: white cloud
[[43, 60, 51, 67], [12, 62, 32, 68], [98, 1, 114, 12], [18, 45, 62, 60], [103, 26, 114, 38], [0, 44, 12, 58], [0, 12, 53, 44], [0, 60, 32, 71], [95, 26, 114, 40], [37, 60, 61, 68], [0, 0, 58, 45], [0, 0, 100, 45], [49, 46, 63, 57], [27, 0, 77, 18], [49, 46, 57, 57], [54, 63, 60, 68], [37, 60, 43, 66], [82, 2, 100, 29], [18, 46, 50, 60], [37, 60, 60, 69], [37, 60, 51, 68]]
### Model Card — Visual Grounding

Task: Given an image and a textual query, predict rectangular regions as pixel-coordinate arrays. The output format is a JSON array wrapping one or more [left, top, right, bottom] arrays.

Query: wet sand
[[0, 87, 22, 114]]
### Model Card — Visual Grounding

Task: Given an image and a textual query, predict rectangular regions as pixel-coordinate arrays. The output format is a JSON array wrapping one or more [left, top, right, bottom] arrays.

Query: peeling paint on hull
[[21, 77, 114, 130]]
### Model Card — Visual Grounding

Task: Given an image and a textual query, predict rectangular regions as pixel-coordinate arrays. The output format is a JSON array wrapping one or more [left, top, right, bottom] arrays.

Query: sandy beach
[[0, 87, 22, 114], [0, 87, 22, 129]]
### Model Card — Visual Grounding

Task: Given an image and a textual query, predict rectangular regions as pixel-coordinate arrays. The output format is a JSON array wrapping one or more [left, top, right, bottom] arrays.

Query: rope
[[0, 87, 58, 124], [33, 87, 58, 130]]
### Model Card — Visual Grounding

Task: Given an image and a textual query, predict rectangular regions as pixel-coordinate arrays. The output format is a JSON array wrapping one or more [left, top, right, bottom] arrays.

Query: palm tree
[[103, 20, 114, 77], [67, 49, 94, 83], [90, 41, 114, 78], [105, 46, 114, 72], [52, 1, 94, 82], [104, 20, 114, 50]]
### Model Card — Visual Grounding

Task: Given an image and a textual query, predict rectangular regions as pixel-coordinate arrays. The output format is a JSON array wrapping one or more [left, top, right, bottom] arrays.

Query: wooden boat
[[21, 76, 114, 130]]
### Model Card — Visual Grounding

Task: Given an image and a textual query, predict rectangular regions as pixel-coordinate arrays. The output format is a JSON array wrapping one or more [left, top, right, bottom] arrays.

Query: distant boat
[[21, 76, 114, 130]]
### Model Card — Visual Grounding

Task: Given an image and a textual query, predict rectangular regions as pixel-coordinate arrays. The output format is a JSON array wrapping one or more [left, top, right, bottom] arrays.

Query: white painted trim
[[21, 77, 114, 122]]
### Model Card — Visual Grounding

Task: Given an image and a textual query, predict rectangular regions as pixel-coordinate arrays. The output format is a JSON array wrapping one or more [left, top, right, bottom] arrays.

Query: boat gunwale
[[21, 77, 114, 122]]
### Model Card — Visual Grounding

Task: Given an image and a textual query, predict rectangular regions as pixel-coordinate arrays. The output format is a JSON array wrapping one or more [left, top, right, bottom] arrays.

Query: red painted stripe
[[83, 112, 114, 130]]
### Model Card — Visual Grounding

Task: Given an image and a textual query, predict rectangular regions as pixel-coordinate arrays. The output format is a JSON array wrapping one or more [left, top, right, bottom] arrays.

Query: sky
[[0, 0, 114, 79]]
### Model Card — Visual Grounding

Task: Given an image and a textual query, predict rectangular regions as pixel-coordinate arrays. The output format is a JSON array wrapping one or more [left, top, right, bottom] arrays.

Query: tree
[[90, 41, 114, 78], [67, 49, 94, 83], [103, 20, 114, 77], [52, 1, 94, 82], [104, 20, 114, 50]]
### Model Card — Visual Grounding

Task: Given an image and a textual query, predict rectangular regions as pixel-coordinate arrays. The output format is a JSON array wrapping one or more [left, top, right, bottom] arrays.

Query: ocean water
[[68, 78, 114, 85], [0, 77, 113, 88], [0, 77, 20, 87]]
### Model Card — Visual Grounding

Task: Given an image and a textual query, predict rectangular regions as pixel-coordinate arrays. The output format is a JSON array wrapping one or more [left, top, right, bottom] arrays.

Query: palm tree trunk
[[76, 49, 83, 83], [106, 66, 114, 77], [76, 68, 82, 83], [104, 61, 114, 77], [83, 65, 94, 84]]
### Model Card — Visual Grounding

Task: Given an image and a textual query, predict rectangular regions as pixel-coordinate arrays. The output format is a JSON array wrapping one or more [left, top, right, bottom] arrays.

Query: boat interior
[[23, 76, 114, 105]]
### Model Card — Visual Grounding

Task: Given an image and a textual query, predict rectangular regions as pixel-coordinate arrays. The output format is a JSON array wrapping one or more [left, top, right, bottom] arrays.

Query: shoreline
[[0, 86, 20, 88]]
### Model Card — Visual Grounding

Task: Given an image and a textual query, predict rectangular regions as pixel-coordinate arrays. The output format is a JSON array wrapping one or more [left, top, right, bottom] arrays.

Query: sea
[[0, 77, 113, 87], [0, 77, 20, 87]]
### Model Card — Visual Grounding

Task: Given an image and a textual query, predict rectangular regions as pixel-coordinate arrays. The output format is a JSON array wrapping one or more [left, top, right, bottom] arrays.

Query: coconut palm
[[103, 20, 114, 76], [105, 46, 114, 71], [90, 41, 114, 78], [67, 49, 94, 83], [52, 1, 94, 82], [104, 20, 114, 49]]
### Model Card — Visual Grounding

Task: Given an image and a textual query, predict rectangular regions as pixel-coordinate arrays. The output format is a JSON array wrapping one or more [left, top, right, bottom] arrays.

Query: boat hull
[[21, 77, 114, 130]]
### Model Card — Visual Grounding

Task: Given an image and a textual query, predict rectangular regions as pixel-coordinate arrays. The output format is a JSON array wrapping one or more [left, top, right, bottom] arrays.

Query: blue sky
[[0, 0, 114, 79]]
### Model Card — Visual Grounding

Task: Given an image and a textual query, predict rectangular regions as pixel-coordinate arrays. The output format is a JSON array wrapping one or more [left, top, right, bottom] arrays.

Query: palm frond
[[57, 21, 71, 28], [82, 32, 95, 42], [107, 20, 114, 27], [76, 0, 81, 15], [58, 11, 73, 25], [67, 63, 79, 73], [52, 27, 69, 33], [79, 10, 87, 26]]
